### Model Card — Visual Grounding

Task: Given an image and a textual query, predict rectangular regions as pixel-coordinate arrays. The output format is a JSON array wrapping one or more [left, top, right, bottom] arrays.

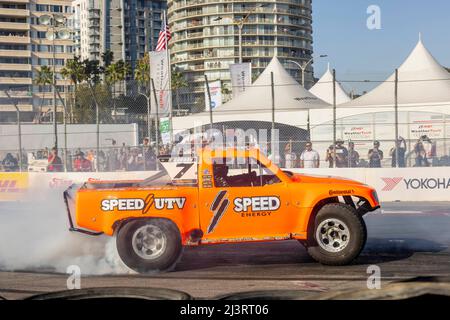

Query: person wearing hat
[[368, 141, 384, 168], [73, 151, 92, 172]]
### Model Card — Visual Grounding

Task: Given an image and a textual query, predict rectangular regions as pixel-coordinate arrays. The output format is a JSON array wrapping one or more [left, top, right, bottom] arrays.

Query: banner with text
[[150, 50, 170, 117], [205, 80, 222, 111], [230, 63, 252, 98]]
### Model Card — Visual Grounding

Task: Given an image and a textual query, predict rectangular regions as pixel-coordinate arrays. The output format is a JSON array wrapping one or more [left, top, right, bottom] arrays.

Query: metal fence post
[[394, 69, 399, 168], [204, 74, 213, 131], [4, 89, 22, 172], [271, 72, 276, 160], [151, 78, 160, 160], [332, 69, 337, 168]]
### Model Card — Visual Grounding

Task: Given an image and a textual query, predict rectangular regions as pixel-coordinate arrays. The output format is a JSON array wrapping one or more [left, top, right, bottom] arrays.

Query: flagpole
[[163, 10, 173, 144]]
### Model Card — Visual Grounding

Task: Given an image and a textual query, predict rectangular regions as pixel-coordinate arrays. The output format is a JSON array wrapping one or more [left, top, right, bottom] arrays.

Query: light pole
[[39, 14, 70, 150], [214, 4, 266, 64], [4, 88, 22, 172], [288, 54, 328, 88]]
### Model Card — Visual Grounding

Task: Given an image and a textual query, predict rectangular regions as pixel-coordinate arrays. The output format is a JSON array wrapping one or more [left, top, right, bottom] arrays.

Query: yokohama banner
[[150, 50, 170, 117]]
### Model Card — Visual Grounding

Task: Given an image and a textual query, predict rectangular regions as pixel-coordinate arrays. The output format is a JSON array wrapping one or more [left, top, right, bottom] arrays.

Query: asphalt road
[[0, 202, 449, 299]]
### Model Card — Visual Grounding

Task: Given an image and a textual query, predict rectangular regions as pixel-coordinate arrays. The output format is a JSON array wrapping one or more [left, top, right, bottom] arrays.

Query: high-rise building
[[0, 0, 74, 122], [73, 0, 166, 70], [168, 0, 315, 108]]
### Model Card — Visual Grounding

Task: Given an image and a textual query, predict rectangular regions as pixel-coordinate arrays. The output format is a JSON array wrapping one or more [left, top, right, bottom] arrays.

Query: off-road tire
[[306, 203, 367, 265], [116, 219, 182, 273]]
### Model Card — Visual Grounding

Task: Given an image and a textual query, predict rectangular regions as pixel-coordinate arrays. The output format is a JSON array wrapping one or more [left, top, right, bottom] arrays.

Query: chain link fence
[[1, 77, 450, 172]]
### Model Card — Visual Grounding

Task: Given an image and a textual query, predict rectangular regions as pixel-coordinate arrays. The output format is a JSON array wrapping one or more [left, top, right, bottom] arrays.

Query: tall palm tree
[[135, 52, 150, 93], [35, 66, 53, 123], [61, 56, 84, 123], [171, 69, 188, 113], [105, 60, 130, 117]]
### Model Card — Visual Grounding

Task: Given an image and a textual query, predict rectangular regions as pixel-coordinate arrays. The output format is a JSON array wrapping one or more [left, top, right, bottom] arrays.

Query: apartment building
[[73, 0, 166, 71], [0, 0, 74, 123], [168, 0, 315, 108]]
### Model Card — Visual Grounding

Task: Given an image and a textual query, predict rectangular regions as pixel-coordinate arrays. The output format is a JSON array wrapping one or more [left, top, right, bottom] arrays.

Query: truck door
[[199, 156, 293, 241]]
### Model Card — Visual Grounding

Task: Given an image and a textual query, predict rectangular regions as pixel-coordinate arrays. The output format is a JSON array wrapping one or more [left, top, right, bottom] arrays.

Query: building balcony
[[0, 103, 33, 112], [0, 63, 31, 71], [0, 77, 32, 85], [0, 8, 30, 17], [0, 35, 30, 43], [0, 22, 29, 31], [0, 49, 30, 57]]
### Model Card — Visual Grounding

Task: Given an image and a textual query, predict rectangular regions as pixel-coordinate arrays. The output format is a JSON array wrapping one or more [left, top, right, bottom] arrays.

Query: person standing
[[390, 137, 406, 167], [47, 147, 63, 172], [347, 142, 360, 168], [1, 153, 19, 172], [334, 139, 349, 168], [73, 151, 92, 172], [284, 139, 297, 169], [368, 141, 384, 168], [300, 142, 320, 168]]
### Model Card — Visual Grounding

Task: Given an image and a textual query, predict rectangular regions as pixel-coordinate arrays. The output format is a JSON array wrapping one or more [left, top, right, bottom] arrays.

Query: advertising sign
[[150, 51, 170, 117], [230, 63, 252, 98], [205, 80, 222, 111]]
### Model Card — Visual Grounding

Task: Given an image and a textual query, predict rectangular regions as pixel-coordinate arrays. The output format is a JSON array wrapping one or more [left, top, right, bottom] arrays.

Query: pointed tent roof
[[341, 38, 450, 107], [213, 57, 330, 114], [309, 64, 351, 105]]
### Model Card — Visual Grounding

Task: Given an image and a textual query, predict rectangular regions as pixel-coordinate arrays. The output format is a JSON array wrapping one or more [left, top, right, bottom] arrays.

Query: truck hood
[[289, 173, 367, 187]]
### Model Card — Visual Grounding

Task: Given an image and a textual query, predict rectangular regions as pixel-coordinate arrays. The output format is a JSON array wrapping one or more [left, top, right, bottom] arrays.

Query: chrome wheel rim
[[316, 218, 350, 253], [132, 225, 167, 260]]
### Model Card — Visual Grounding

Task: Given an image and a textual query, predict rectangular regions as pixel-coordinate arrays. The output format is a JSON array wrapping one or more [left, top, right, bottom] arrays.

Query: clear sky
[[312, 0, 450, 95]]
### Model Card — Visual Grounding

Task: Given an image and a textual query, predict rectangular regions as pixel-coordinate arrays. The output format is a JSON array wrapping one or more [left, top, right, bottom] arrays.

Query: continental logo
[[329, 189, 355, 196], [101, 194, 186, 213], [382, 177, 450, 191]]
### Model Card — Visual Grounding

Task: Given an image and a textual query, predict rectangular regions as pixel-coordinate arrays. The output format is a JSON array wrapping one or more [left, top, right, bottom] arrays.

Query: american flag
[[155, 21, 171, 51]]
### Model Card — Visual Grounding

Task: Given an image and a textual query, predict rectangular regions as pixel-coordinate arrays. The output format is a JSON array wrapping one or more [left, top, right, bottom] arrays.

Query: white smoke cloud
[[0, 187, 133, 275]]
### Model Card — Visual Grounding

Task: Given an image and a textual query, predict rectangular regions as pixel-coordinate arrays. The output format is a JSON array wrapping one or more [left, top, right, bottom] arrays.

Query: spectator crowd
[[0, 135, 446, 172]]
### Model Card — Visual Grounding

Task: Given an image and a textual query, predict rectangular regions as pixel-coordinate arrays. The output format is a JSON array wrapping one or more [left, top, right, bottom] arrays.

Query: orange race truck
[[64, 148, 380, 273]]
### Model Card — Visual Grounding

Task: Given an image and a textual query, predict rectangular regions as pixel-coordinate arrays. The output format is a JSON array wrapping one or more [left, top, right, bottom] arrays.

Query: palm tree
[[101, 50, 114, 68], [61, 56, 84, 123], [135, 52, 150, 93], [105, 60, 130, 117], [171, 69, 188, 113], [35, 66, 53, 123]]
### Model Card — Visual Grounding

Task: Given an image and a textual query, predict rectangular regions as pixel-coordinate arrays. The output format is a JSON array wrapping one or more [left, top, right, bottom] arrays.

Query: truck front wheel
[[116, 219, 182, 273], [306, 203, 367, 265]]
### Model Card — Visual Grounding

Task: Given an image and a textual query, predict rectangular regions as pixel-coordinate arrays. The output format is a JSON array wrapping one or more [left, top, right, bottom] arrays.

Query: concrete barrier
[[1, 168, 449, 202]]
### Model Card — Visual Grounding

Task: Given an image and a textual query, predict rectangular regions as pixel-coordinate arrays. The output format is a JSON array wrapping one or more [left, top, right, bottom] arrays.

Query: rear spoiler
[[64, 184, 103, 236]]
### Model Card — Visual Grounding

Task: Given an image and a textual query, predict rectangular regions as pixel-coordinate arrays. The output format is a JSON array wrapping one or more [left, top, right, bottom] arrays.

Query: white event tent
[[309, 64, 351, 105], [172, 57, 330, 134], [173, 37, 450, 157]]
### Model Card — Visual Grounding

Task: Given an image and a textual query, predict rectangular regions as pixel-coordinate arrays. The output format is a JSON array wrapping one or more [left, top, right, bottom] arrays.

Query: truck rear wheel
[[116, 219, 182, 273], [306, 203, 366, 266]]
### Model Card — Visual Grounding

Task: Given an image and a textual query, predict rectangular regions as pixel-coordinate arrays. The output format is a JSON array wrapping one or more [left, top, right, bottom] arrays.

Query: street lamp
[[4, 88, 23, 172], [288, 54, 328, 88], [214, 4, 266, 64], [39, 13, 70, 150]]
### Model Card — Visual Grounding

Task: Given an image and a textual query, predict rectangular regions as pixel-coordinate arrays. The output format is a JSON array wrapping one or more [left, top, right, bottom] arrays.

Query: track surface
[[1, 202, 450, 299]]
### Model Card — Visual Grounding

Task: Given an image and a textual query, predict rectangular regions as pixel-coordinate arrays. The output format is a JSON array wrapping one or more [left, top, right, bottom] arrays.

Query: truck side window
[[212, 157, 281, 187]]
